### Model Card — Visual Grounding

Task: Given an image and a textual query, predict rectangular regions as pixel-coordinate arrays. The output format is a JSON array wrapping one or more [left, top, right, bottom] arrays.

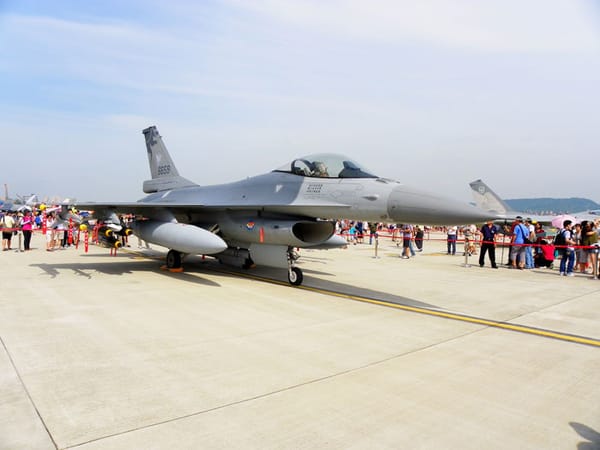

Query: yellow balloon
[[79, 224, 88, 231]]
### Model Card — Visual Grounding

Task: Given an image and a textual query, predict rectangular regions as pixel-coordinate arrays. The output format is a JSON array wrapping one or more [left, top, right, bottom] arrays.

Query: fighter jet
[[469, 179, 557, 225], [0, 194, 38, 212], [73, 126, 493, 285], [469, 179, 600, 225]]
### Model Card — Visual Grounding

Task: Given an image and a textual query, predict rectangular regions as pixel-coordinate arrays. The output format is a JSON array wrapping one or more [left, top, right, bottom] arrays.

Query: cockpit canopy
[[274, 153, 377, 179]]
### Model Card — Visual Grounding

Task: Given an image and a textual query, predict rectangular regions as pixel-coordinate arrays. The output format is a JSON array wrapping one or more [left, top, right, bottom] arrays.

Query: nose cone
[[387, 185, 495, 225]]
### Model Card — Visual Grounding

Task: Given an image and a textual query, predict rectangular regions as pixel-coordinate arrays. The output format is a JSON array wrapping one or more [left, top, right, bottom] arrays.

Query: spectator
[[355, 221, 364, 244], [414, 226, 424, 252], [524, 218, 535, 269], [574, 223, 587, 273], [463, 224, 478, 256], [55, 218, 66, 249], [479, 220, 498, 269], [2, 211, 16, 251], [401, 224, 412, 259], [534, 222, 546, 243], [20, 210, 34, 251], [368, 222, 378, 245], [534, 240, 555, 268], [447, 225, 457, 255], [582, 221, 599, 279], [347, 222, 357, 244], [510, 216, 529, 270], [46, 212, 56, 251], [558, 220, 576, 276]]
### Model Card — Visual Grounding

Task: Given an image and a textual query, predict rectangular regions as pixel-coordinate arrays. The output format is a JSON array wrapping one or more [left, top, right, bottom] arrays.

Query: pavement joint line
[[121, 248, 600, 348], [64, 356, 397, 447], [0, 335, 59, 450], [65, 325, 475, 449]]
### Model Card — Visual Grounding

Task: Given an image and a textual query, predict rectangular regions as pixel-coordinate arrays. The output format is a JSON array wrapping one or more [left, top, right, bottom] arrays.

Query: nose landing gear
[[287, 247, 303, 286]]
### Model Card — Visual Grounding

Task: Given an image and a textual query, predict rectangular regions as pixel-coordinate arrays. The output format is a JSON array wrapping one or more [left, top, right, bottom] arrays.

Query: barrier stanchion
[[17, 231, 23, 252], [68, 218, 73, 245], [463, 238, 470, 267], [373, 234, 379, 259]]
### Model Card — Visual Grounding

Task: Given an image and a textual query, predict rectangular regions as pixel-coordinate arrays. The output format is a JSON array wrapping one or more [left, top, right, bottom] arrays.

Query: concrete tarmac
[[1, 232, 599, 449]]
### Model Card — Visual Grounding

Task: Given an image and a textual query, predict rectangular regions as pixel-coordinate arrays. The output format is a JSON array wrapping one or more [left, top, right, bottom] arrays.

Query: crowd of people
[[3, 207, 599, 279], [0, 207, 82, 252], [0, 209, 35, 251], [335, 216, 600, 279], [0, 206, 140, 253]]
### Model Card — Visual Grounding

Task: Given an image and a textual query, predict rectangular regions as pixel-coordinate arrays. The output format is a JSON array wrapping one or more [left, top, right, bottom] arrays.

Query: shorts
[[2, 232, 12, 240], [576, 250, 588, 264], [510, 245, 526, 262]]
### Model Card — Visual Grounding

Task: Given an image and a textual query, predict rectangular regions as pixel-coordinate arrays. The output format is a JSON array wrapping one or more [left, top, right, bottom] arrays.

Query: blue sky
[[1, 0, 599, 203]]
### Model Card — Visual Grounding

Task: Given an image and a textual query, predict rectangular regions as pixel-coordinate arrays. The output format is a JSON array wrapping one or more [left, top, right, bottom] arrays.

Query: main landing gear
[[287, 247, 303, 286], [166, 249, 183, 270]]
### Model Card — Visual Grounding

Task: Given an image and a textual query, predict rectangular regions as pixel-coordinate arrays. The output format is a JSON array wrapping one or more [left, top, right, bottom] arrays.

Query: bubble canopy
[[274, 153, 378, 179]]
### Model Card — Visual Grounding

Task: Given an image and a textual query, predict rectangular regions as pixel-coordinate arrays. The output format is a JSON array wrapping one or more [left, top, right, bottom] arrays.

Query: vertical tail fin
[[469, 179, 511, 214], [142, 126, 198, 193]]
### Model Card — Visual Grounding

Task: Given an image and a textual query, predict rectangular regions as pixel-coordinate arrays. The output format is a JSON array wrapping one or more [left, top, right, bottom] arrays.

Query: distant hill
[[505, 198, 600, 214]]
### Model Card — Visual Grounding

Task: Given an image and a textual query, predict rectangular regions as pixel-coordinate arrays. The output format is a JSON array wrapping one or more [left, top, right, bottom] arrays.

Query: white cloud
[[1, 1, 599, 202], [231, 0, 600, 53]]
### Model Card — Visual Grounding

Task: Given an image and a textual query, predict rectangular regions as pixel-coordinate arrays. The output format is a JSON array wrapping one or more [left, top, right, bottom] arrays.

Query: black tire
[[166, 250, 182, 269], [288, 267, 303, 286]]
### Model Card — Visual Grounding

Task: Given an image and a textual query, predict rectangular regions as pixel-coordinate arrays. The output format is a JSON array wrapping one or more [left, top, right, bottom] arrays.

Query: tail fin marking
[[469, 179, 510, 215], [142, 126, 198, 193]]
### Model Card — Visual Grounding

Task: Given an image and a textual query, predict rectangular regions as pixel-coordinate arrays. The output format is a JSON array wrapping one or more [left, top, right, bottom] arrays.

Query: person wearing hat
[[20, 209, 34, 251], [479, 219, 498, 268]]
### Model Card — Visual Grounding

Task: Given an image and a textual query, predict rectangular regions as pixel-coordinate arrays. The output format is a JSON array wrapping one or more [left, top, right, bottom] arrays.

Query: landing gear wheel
[[288, 267, 303, 286], [166, 250, 182, 269]]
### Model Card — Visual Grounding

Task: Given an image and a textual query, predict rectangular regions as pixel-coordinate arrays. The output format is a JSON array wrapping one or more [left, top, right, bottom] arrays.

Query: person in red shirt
[[534, 239, 555, 268], [20, 210, 34, 251]]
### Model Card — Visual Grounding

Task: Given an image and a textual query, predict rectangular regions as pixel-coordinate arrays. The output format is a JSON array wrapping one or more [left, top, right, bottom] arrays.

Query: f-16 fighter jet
[[74, 126, 494, 285]]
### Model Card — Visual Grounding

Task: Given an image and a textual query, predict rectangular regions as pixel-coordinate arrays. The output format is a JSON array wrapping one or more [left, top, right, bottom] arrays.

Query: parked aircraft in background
[[469, 179, 556, 225], [469, 179, 600, 226], [0, 194, 38, 212], [72, 126, 494, 285], [572, 210, 600, 222]]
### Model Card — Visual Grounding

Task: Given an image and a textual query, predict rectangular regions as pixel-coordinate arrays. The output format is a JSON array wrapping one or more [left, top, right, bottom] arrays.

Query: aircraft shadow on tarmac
[[570, 422, 600, 450], [30, 250, 436, 308], [182, 256, 438, 310], [29, 258, 221, 287]]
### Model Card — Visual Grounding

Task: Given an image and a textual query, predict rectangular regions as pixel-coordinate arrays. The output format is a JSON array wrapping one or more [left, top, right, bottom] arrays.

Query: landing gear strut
[[287, 247, 303, 286]]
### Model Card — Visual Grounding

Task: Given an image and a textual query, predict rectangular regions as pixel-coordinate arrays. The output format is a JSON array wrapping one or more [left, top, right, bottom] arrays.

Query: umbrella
[[551, 214, 576, 228]]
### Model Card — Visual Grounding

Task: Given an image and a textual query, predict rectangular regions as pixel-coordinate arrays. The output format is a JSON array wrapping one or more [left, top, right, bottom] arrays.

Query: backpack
[[553, 229, 566, 247]]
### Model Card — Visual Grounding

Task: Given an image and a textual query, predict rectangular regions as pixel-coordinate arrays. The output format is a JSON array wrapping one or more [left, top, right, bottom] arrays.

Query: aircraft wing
[[74, 200, 351, 217]]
